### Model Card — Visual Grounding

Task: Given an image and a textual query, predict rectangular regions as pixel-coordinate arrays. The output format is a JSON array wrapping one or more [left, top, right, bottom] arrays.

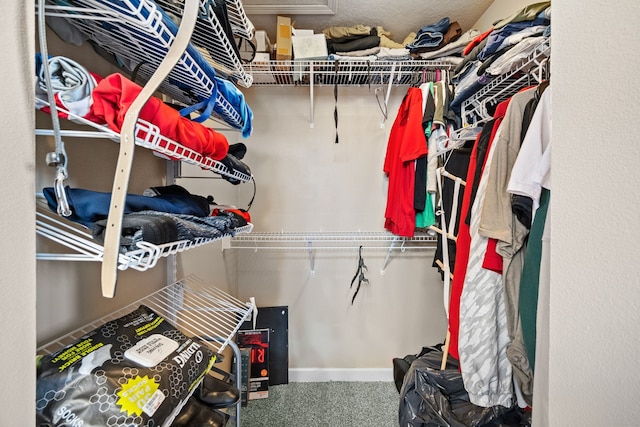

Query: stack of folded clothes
[[449, 1, 551, 113], [397, 17, 478, 65], [324, 24, 417, 61]]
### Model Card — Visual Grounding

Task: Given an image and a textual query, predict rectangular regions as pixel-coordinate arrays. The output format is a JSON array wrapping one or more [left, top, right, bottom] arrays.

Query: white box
[[254, 30, 272, 53], [291, 34, 328, 60], [292, 28, 314, 37]]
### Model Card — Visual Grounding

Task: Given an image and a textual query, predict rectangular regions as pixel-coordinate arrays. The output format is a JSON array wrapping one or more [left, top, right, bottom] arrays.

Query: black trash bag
[[398, 347, 530, 427], [393, 344, 451, 393]]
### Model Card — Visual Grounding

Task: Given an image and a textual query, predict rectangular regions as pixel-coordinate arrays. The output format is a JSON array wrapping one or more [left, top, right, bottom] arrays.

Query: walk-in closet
[[3, 1, 640, 426]]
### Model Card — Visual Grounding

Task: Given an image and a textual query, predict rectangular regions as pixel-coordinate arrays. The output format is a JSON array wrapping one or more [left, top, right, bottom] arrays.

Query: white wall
[[544, 1, 640, 425], [472, 0, 538, 32], [232, 85, 448, 376], [0, 3, 36, 426]]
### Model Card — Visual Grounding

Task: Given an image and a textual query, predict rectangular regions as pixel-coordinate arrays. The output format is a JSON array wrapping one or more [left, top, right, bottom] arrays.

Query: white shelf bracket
[[101, 0, 200, 298], [380, 63, 396, 129], [307, 239, 315, 275], [309, 64, 315, 128], [380, 236, 402, 275]]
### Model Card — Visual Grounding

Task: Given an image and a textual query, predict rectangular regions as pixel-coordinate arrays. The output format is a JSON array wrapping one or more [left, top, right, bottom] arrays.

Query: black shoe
[[172, 396, 229, 427], [219, 153, 251, 185], [195, 373, 240, 408]]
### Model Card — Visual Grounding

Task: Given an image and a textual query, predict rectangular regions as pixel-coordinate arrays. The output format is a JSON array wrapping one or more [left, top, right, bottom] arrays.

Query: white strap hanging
[[101, 0, 201, 298]]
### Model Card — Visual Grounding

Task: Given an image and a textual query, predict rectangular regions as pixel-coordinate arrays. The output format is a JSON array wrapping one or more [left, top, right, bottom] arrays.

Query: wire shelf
[[36, 274, 252, 427], [40, 0, 249, 129], [35, 101, 253, 183], [460, 38, 551, 127], [37, 274, 254, 358], [245, 59, 457, 87], [36, 197, 254, 272], [226, 0, 255, 41], [155, 0, 253, 87], [225, 230, 438, 250]]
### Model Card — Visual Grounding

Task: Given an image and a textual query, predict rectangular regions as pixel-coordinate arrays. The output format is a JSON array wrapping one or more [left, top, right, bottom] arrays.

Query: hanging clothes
[[507, 86, 553, 373], [432, 141, 473, 275], [415, 82, 436, 229], [445, 98, 510, 362], [383, 87, 428, 237], [477, 87, 538, 405], [458, 121, 512, 408]]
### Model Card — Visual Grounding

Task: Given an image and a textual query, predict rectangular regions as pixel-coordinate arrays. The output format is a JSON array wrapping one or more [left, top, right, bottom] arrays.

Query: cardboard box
[[292, 33, 328, 60], [275, 16, 292, 60], [237, 329, 270, 400]]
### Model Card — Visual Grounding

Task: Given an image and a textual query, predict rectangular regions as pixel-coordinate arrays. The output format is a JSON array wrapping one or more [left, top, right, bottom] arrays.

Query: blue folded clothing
[[406, 17, 450, 50], [43, 185, 211, 228]]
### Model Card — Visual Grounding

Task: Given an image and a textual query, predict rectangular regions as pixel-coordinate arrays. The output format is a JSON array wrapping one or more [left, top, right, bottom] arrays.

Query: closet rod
[[223, 230, 438, 246], [101, 0, 200, 298]]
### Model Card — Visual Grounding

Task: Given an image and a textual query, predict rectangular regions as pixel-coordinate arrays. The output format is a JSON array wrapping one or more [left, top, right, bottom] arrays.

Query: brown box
[[275, 16, 292, 61]]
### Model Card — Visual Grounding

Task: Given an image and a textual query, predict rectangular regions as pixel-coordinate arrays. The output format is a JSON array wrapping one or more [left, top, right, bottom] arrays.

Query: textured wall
[[472, 0, 538, 31], [249, 0, 493, 42], [544, 1, 640, 425], [233, 85, 449, 373], [0, 3, 36, 425]]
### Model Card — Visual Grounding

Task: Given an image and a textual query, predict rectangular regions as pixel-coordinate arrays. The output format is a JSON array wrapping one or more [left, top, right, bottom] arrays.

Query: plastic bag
[[36, 305, 216, 427], [397, 346, 529, 427]]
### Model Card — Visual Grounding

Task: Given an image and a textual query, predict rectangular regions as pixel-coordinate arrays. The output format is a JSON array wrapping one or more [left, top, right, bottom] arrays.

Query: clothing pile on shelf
[[35, 54, 252, 180], [42, 185, 251, 253], [450, 1, 551, 113], [44, 0, 254, 135], [322, 20, 478, 65]]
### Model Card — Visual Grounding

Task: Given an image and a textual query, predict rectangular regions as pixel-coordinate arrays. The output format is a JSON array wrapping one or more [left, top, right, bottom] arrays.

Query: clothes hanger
[[349, 245, 369, 304]]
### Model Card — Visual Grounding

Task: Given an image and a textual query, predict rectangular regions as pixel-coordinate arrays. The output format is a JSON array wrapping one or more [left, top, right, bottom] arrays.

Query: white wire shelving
[[226, 0, 255, 41], [245, 59, 457, 87], [460, 38, 551, 127], [224, 230, 437, 249], [35, 102, 253, 184], [245, 58, 457, 127], [39, 0, 252, 128], [223, 230, 438, 275], [154, 0, 253, 87], [36, 196, 254, 272], [37, 274, 254, 358]]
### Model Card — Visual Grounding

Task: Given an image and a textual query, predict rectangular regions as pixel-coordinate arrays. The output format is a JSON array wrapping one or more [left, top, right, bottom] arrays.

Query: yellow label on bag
[[117, 375, 163, 417]]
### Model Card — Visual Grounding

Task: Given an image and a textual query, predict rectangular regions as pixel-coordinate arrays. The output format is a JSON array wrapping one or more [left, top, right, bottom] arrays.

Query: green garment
[[519, 188, 550, 371], [415, 193, 436, 228]]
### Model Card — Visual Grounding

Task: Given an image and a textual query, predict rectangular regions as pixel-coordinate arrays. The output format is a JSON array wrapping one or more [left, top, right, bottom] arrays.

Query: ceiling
[[244, 0, 494, 44]]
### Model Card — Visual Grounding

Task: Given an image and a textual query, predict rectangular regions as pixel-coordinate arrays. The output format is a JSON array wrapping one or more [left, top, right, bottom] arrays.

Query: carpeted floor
[[235, 381, 400, 427]]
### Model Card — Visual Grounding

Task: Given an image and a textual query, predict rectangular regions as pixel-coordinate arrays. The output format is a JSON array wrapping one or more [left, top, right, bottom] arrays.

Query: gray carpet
[[235, 381, 400, 427]]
